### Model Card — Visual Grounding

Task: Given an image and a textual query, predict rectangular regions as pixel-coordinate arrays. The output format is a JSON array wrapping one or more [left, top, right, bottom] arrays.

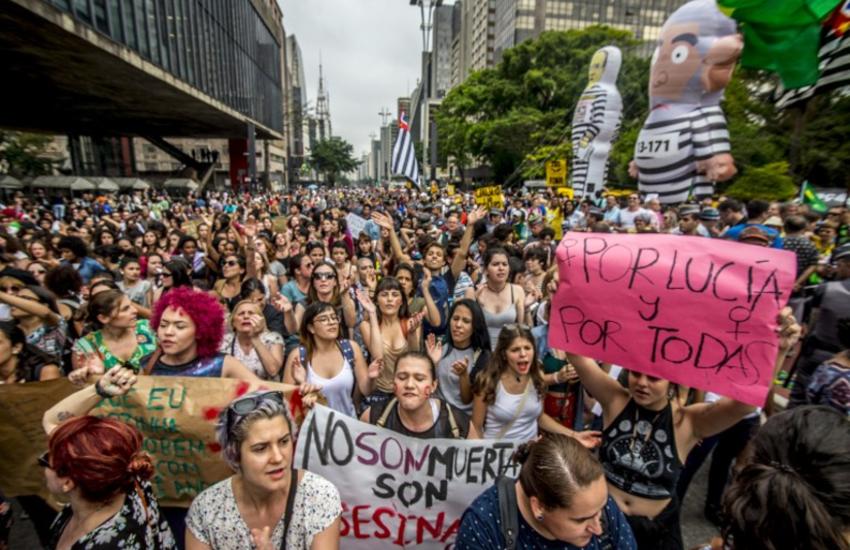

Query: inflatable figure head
[[649, 0, 742, 108], [588, 46, 623, 86]]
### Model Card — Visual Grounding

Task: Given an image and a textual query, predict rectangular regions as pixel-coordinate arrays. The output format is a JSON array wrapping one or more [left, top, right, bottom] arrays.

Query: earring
[[536, 514, 544, 521]]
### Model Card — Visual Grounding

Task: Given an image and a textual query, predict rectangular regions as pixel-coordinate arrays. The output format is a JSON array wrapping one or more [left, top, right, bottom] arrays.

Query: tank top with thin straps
[[482, 284, 517, 351]]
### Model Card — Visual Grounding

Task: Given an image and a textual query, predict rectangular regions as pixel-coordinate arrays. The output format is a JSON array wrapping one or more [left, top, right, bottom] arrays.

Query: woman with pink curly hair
[[141, 287, 259, 379]]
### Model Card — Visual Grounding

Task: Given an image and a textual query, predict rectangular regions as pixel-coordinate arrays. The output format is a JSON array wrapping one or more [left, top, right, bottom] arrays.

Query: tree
[[0, 131, 61, 177], [309, 137, 359, 186], [725, 161, 797, 201]]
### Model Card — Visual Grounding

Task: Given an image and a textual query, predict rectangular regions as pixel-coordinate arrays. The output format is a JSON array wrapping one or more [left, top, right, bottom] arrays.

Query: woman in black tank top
[[566, 307, 801, 550], [360, 351, 479, 440]]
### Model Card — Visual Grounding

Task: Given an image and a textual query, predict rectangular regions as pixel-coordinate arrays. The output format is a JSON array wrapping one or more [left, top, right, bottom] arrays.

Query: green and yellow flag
[[800, 181, 828, 213]]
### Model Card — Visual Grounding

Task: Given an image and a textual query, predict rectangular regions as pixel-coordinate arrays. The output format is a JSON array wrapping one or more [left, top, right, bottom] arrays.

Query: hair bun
[[512, 442, 533, 465], [126, 452, 154, 481]]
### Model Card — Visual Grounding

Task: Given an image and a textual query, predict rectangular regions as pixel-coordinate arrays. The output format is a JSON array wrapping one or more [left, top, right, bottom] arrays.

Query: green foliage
[[725, 162, 797, 201], [797, 93, 850, 188], [438, 26, 645, 185], [309, 137, 359, 186], [0, 131, 59, 177]]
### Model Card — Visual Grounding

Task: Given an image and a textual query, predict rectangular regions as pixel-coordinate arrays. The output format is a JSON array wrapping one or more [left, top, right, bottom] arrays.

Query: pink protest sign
[[550, 233, 796, 406]]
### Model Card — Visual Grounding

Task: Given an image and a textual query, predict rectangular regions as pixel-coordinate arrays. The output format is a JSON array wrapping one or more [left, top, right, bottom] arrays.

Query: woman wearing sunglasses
[[213, 254, 246, 310], [285, 262, 356, 340], [151, 258, 192, 305], [186, 390, 341, 549], [472, 325, 602, 448], [40, 366, 176, 549]]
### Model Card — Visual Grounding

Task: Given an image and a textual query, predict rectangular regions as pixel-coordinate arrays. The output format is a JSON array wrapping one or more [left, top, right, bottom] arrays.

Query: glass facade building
[[48, 0, 283, 133]]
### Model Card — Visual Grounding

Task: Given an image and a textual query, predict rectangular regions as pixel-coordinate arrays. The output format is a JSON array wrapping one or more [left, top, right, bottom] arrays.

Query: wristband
[[94, 381, 112, 399]]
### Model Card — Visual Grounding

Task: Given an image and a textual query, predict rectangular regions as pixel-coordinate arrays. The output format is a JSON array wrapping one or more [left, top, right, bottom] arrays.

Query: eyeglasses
[[37, 451, 51, 469], [162, 272, 173, 278], [225, 390, 284, 433], [28, 268, 47, 275], [313, 314, 339, 325], [828, 211, 842, 217], [312, 272, 335, 281], [223, 260, 239, 267]]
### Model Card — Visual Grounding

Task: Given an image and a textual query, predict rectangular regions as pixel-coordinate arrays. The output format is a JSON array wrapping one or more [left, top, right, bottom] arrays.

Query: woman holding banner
[[565, 307, 801, 550], [40, 366, 176, 549], [472, 324, 601, 448], [361, 351, 480, 439], [187, 390, 341, 549], [283, 301, 380, 417], [456, 433, 636, 549]]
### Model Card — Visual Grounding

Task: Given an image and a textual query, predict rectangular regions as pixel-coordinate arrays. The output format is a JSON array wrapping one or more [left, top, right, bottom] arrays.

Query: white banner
[[346, 213, 369, 239], [294, 405, 520, 549]]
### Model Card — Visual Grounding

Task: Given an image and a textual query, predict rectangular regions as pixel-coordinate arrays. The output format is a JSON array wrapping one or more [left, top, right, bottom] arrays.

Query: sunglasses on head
[[225, 390, 285, 433], [503, 323, 531, 332], [312, 271, 335, 281]]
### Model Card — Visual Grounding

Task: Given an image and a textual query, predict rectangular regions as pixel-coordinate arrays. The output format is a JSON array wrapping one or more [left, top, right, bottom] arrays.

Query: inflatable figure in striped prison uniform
[[630, 0, 743, 205]]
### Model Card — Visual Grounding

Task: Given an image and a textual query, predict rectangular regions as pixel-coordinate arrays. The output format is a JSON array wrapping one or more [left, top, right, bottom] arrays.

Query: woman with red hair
[[141, 287, 259, 379], [41, 366, 176, 549]]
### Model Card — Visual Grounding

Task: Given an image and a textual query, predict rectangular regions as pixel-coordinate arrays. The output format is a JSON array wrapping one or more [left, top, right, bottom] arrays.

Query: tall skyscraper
[[493, 0, 687, 61]]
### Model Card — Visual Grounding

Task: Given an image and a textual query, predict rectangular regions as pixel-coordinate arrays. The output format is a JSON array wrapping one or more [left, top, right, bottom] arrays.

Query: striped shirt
[[635, 105, 730, 204]]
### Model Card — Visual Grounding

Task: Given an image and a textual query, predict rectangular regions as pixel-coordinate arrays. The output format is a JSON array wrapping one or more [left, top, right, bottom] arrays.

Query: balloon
[[632, 0, 743, 204], [569, 46, 623, 200]]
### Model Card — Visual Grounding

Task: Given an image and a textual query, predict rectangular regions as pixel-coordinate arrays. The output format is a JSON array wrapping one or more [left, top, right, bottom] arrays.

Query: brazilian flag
[[800, 180, 828, 213]]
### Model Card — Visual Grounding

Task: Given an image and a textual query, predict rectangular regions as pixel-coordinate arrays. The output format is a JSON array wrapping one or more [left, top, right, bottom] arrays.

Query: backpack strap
[[496, 476, 518, 550], [444, 401, 461, 439], [375, 398, 398, 428], [299, 345, 307, 368], [142, 347, 163, 376], [338, 339, 355, 366]]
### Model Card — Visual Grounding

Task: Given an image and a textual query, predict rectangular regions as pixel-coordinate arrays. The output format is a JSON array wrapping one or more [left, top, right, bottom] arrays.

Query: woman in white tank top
[[472, 324, 602, 447], [283, 302, 380, 417]]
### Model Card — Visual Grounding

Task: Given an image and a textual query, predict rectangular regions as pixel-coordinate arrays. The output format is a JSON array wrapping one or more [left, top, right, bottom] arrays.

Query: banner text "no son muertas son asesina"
[[295, 405, 520, 549], [550, 233, 795, 406]]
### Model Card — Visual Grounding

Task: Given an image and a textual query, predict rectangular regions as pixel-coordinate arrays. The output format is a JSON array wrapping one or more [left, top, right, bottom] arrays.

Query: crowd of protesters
[[0, 183, 847, 550]]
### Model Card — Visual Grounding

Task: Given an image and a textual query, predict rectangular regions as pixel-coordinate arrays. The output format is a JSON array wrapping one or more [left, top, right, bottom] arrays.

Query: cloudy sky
[[279, 0, 437, 156]]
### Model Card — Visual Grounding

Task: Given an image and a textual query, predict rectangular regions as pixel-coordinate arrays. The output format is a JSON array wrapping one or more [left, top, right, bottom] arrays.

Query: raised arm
[[371, 212, 410, 263], [43, 367, 136, 435], [0, 291, 61, 325], [356, 289, 384, 361], [565, 352, 630, 415], [419, 269, 442, 327], [451, 206, 487, 280]]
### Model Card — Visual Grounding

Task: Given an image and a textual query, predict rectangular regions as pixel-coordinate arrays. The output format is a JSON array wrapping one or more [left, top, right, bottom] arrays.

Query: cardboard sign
[[295, 405, 520, 549], [545, 159, 568, 187], [550, 233, 795, 406], [0, 377, 299, 507], [473, 185, 504, 209], [346, 212, 369, 239]]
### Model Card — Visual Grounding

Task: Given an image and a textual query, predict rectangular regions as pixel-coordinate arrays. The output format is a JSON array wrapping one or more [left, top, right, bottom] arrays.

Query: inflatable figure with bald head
[[630, 0, 742, 204], [569, 46, 623, 200]]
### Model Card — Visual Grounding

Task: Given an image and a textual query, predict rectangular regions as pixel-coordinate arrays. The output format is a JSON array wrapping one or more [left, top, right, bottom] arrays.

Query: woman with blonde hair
[[220, 299, 285, 380]]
